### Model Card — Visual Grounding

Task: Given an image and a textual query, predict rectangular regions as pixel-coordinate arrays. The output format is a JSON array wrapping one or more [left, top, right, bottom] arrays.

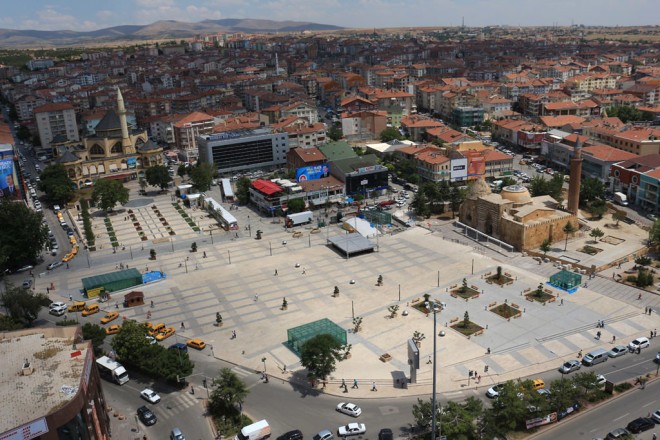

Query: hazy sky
[[0, 0, 654, 31]]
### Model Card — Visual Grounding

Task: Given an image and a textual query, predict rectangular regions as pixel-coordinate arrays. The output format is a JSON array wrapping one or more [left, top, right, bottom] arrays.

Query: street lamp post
[[431, 301, 440, 440], [210, 228, 214, 244]]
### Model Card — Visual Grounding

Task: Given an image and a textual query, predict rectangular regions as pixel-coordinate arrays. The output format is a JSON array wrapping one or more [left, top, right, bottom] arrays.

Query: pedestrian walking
[[302, 267, 306, 275], [612, 335, 616, 343], [560, 298, 563, 306], [371, 381, 377, 391], [477, 374, 481, 384], [231, 330, 237, 339], [46, 287, 50, 294], [69, 295, 73, 301], [651, 432, 655, 440], [341, 379, 346, 388], [596, 331, 601, 340], [66, 263, 69, 269], [654, 329, 657, 338], [578, 350, 582, 358], [352, 379, 358, 389], [254, 294, 259, 302], [181, 322, 185, 329], [274, 269, 278, 276], [638, 293, 642, 300]]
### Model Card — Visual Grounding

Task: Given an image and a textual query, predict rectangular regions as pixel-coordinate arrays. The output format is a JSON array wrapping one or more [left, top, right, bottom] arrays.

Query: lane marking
[[613, 413, 629, 422]]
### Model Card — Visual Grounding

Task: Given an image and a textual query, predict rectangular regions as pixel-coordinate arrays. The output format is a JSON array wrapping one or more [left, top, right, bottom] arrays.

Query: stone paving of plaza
[[47, 187, 660, 400]]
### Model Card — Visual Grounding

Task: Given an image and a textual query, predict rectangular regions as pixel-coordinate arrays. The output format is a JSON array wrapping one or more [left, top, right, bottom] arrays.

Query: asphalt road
[[532, 376, 660, 440]]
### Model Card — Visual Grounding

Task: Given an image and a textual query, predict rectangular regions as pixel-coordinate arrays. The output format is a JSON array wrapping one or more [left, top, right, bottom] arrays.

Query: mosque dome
[[467, 178, 492, 199], [500, 184, 532, 204]]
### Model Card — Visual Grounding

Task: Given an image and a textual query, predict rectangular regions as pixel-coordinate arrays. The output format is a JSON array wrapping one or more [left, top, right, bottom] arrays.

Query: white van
[[235, 420, 271, 440]]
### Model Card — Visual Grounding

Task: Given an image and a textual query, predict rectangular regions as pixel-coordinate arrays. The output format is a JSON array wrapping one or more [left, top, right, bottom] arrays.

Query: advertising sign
[[517, 131, 545, 145], [127, 157, 137, 169], [450, 157, 468, 182], [526, 412, 557, 430], [296, 164, 330, 182], [466, 152, 486, 179], [0, 158, 18, 199]]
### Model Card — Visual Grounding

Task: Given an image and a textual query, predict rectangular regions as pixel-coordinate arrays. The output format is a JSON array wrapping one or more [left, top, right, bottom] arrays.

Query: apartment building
[[584, 125, 660, 156], [34, 102, 80, 149]]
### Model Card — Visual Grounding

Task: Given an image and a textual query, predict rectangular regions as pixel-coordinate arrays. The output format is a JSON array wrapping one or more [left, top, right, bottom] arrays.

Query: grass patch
[[450, 320, 483, 336], [490, 303, 521, 319], [192, 227, 200, 232], [525, 291, 555, 303], [579, 245, 602, 255], [451, 287, 480, 299]]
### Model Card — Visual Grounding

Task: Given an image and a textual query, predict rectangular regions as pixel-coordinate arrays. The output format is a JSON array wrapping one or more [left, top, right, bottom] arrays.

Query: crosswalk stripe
[[232, 366, 255, 378]]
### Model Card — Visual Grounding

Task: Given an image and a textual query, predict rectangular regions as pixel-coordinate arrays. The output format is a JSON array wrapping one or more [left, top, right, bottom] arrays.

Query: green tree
[[463, 310, 470, 328], [327, 125, 343, 141], [0, 284, 48, 326], [589, 227, 604, 242], [649, 219, 660, 247], [235, 177, 252, 205], [579, 177, 605, 206], [287, 197, 305, 213], [0, 314, 24, 331], [548, 376, 580, 413], [606, 105, 642, 123], [572, 371, 602, 399], [586, 199, 608, 219], [177, 164, 188, 179], [449, 186, 466, 218], [82, 323, 107, 356], [612, 210, 627, 226], [209, 367, 249, 413], [299, 333, 344, 382], [410, 190, 430, 218], [138, 177, 147, 194], [483, 380, 529, 435], [91, 179, 129, 213], [0, 199, 49, 272], [16, 125, 31, 141], [190, 162, 215, 192], [540, 238, 551, 256], [145, 165, 172, 190], [111, 320, 152, 363], [38, 164, 75, 205], [380, 127, 403, 142], [563, 221, 576, 251]]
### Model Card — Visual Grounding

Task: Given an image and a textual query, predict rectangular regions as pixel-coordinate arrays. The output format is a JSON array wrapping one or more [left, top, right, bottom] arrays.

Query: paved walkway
[[45, 185, 660, 400]]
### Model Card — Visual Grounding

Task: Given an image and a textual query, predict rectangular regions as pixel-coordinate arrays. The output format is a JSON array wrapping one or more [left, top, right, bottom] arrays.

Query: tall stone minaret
[[567, 139, 583, 214], [117, 87, 131, 148]]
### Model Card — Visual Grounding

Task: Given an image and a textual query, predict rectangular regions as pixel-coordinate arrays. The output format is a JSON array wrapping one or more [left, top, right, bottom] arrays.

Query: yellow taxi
[[187, 338, 206, 350], [155, 327, 176, 341], [105, 325, 121, 335], [100, 311, 119, 324], [68, 301, 86, 312], [531, 379, 545, 391], [62, 253, 74, 262], [81, 304, 99, 317], [148, 323, 166, 336]]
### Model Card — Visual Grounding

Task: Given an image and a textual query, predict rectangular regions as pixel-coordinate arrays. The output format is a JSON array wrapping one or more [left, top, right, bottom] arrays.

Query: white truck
[[613, 192, 628, 206], [96, 356, 129, 385], [235, 420, 271, 440], [285, 211, 313, 227]]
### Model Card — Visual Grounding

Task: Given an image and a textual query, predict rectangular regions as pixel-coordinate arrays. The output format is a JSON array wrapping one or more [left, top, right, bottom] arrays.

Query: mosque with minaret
[[52, 88, 164, 188]]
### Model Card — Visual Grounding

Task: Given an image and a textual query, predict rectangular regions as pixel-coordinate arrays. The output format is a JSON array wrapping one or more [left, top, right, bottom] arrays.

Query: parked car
[[15, 265, 33, 273], [169, 342, 188, 352], [312, 430, 333, 440], [170, 428, 185, 440], [338, 423, 366, 437], [608, 345, 628, 358], [277, 430, 303, 440], [100, 311, 119, 324], [22, 279, 33, 288], [651, 409, 660, 423], [605, 428, 630, 439], [626, 417, 655, 434], [486, 384, 504, 398], [140, 388, 161, 404], [336, 402, 362, 417], [377, 429, 393, 440], [559, 360, 581, 374], [49, 301, 66, 310], [186, 338, 206, 350], [628, 337, 650, 351], [137, 406, 157, 426], [47, 261, 63, 270], [49, 305, 67, 316]]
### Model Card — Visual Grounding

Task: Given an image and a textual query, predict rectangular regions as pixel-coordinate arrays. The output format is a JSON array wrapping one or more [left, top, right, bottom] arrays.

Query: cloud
[[21, 7, 98, 31]]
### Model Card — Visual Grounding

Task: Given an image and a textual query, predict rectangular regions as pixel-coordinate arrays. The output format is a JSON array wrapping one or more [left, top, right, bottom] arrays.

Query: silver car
[[608, 345, 628, 358], [558, 359, 581, 374]]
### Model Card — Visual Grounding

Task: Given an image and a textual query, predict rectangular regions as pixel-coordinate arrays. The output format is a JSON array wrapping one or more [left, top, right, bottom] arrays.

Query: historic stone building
[[53, 88, 163, 188], [459, 179, 578, 251]]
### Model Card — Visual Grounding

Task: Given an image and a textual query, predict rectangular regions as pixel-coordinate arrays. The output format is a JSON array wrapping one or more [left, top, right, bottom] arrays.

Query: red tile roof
[[33, 102, 74, 113], [252, 180, 283, 196]]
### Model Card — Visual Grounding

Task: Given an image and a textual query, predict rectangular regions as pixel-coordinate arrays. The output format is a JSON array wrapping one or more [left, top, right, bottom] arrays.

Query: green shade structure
[[548, 269, 582, 290], [287, 318, 347, 356]]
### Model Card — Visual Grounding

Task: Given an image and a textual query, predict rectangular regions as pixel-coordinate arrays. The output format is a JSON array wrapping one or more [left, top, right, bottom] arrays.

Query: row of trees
[[409, 180, 468, 218], [110, 320, 194, 383], [413, 372, 612, 439]]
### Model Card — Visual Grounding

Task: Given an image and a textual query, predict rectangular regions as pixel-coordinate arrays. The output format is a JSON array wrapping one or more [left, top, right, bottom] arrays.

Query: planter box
[[141, 236, 148, 241]]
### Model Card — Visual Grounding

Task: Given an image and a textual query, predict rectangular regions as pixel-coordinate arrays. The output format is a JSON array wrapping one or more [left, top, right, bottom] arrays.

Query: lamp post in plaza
[[431, 301, 442, 440]]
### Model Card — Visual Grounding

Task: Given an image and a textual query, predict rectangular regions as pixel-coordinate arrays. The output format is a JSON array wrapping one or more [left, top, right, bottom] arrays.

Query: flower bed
[[450, 320, 484, 336], [490, 303, 521, 320], [487, 273, 513, 285], [525, 291, 555, 303], [451, 286, 480, 299]]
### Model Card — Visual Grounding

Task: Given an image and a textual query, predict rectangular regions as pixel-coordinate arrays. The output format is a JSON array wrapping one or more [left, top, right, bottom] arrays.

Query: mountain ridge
[[0, 18, 342, 48]]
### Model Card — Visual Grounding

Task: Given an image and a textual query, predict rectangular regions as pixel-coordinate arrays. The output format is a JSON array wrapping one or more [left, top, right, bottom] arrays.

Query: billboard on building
[[517, 131, 545, 146], [450, 157, 468, 182], [296, 164, 330, 182], [466, 152, 486, 179], [0, 158, 19, 199], [127, 157, 137, 169]]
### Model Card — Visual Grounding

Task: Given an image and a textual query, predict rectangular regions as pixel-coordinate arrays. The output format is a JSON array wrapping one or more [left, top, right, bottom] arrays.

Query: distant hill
[[0, 18, 342, 48]]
